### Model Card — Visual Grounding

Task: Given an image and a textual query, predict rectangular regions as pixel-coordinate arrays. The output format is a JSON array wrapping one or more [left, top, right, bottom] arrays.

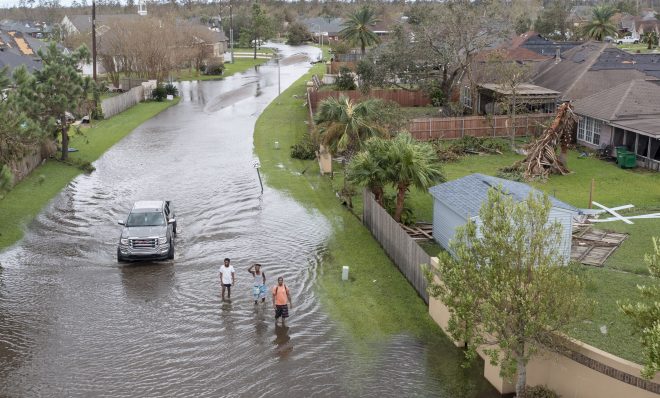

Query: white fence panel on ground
[[362, 189, 430, 303], [101, 86, 145, 119]]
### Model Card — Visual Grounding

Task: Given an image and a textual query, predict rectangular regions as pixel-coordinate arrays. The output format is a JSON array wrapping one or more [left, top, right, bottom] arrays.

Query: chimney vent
[[555, 47, 561, 64]]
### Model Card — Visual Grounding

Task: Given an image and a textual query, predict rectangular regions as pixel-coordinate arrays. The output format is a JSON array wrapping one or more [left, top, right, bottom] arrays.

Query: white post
[[342, 266, 349, 281]]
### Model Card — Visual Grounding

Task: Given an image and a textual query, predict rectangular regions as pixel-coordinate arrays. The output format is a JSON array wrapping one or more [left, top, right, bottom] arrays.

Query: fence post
[[428, 119, 432, 138], [461, 118, 465, 138]]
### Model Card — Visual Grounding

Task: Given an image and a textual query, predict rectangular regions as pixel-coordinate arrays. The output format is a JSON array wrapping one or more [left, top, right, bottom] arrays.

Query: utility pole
[[92, 0, 97, 81], [229, 1, 234, 64]]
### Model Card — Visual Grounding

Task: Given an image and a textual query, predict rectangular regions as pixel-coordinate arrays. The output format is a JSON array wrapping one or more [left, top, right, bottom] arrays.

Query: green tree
[[620, 238, 660, 379], [13, 43, 92, 161], [642, 31, 659, 50], [384, 133, 444, 222], [426, 189, 592, 398], [339, 6, 381, 55], [314, 95, 388, 208], [314, 95, 387, 158], [249, 3, 275, 59], [346, 137, 389, 206], [582, 5, 618, 41], [286, 21, 311, 45]]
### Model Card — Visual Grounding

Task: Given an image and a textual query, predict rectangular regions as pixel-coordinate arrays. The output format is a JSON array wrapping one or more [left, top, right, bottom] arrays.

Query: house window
[[578, 116, 602, 145], [461, 86, 472, 108]]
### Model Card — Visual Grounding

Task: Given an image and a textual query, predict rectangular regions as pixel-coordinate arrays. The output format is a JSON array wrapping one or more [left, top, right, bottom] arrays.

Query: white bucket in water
[[342, 266, 349, 281]]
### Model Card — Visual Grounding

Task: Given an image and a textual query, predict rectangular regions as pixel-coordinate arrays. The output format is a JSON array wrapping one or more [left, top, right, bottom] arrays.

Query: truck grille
[[130, 238, 157, 248]]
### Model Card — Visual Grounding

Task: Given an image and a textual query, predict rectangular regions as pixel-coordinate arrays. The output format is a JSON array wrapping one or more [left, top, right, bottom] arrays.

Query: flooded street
[[0, 44, 498, 397]]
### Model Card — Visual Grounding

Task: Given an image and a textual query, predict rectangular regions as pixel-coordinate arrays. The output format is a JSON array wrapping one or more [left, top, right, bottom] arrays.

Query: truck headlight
[[120, 238, 129, 245], [158, 236, 168, 245]]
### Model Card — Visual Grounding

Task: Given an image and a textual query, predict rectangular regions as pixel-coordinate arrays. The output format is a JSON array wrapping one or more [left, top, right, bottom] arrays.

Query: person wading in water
[[219, 258, 235, 301], [248, 263, 267, 305], [272, 277, 292, 326]]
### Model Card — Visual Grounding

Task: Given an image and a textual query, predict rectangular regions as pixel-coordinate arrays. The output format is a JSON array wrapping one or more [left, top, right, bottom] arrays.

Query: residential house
[[0, 19, 52, 39], [0, 29, 51, 73], [300, 17, 344, 43], [512, 31, 581, 58], [61, 14, 143, 36], [428, 173, 579, 264], [572, 79, 660, 170], [532, 41, 660, 102]]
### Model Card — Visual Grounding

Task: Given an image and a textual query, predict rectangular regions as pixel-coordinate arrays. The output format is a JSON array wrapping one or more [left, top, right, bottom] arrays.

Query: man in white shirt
[[219, 258, 235, 301]]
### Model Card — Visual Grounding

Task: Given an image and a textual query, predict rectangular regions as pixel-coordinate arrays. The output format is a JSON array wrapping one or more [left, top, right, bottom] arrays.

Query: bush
[[335, 66, 356, 91], [164, 83, 178, 97], [526, 385, 560, 398], [205, 61, 225, 76], [290, 135, 317, 160], [152, 85, 167, 102]]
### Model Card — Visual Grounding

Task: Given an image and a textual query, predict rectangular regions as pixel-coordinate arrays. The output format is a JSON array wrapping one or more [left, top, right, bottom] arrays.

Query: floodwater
[[0, 44, 500, 397]]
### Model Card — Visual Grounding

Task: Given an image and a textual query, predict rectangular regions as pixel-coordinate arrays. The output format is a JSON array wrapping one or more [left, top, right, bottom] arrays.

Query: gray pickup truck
[[117, 200, 176, 262]]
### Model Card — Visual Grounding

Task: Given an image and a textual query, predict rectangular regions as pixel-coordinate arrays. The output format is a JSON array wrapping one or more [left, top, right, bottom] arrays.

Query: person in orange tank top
[[272, 277, 292, 326]]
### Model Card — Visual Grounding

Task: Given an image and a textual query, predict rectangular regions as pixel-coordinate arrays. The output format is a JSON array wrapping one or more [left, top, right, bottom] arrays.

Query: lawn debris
[[400, 222, 434, 241], [502, 103, 577, 180], [571, 225, 628, 266]]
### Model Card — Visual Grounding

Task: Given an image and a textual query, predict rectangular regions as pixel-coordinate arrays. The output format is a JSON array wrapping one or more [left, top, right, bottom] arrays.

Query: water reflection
[[273, 325, 292, 359]]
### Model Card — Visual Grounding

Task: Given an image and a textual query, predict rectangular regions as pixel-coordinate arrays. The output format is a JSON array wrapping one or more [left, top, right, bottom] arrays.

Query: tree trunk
[[516, 357, 527, 398], [372, 185, 384, 207], [60, 118, 69, 161], [511, 94, 517, 150], [394, 183, 407, 222], [361, 39, 365, 55], [253, 34, 257, 60]]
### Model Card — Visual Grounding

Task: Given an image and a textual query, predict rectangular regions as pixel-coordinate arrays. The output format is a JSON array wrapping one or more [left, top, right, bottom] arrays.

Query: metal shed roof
[[428, 173, 578, 219]]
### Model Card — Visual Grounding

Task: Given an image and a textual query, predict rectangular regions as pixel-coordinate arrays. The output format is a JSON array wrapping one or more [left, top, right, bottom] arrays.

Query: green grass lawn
[[616, 43, 659, 54], [253, 63, 450, 344], [0, 99, 179, 251]]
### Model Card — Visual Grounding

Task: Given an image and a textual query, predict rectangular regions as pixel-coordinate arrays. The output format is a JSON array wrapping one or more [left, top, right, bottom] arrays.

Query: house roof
[[428, 173, 578, 219], [611, 118, 660, 138], [479, 83, 560, 97], [300, 17, 344, 35], [0, 30, 44, 72], [532, 41, 657, 101], [572, 79, 660, 122], [65, 14, 142, 34]]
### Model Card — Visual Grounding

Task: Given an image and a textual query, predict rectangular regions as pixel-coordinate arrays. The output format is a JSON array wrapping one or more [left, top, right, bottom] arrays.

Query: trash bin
[[615, 146, 628, 162], [620, 152, 637, 169], [616, 149, 628, 165]]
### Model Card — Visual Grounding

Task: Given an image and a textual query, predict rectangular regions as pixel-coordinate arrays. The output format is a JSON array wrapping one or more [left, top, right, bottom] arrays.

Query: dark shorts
[[275, 304, 289, 319], [222, 284, 232, 288]]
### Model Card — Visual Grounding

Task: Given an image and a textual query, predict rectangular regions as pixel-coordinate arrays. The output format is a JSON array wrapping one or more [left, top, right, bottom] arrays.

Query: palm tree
[[314, 95, 387, 159], [346, 137, 389, 206], [339, 6, 381, 55], [384, 133, 445, 222], [582, 5, 618, 41], [314, 95, 387, 208], [642, 31, 659, 50]]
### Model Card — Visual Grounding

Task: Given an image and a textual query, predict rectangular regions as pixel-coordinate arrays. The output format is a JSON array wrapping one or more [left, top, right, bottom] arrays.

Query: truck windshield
[[126, 212, 165, 227]]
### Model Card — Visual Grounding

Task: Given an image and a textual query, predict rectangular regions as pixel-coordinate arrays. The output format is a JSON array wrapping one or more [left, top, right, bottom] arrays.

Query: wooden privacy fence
[[101, 86, 145, 119], [362, 189, 430, 303], [308, 88, 431, 112], [409, 114, 552, 140]]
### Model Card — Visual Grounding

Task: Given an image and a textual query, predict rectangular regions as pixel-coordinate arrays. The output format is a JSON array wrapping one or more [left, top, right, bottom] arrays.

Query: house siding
[[432, 201, 471, 254], [549, 207, 574, 264]]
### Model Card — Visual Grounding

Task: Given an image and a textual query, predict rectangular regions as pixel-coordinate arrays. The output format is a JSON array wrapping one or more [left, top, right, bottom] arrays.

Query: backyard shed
[[428, 173, 579, 264]]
